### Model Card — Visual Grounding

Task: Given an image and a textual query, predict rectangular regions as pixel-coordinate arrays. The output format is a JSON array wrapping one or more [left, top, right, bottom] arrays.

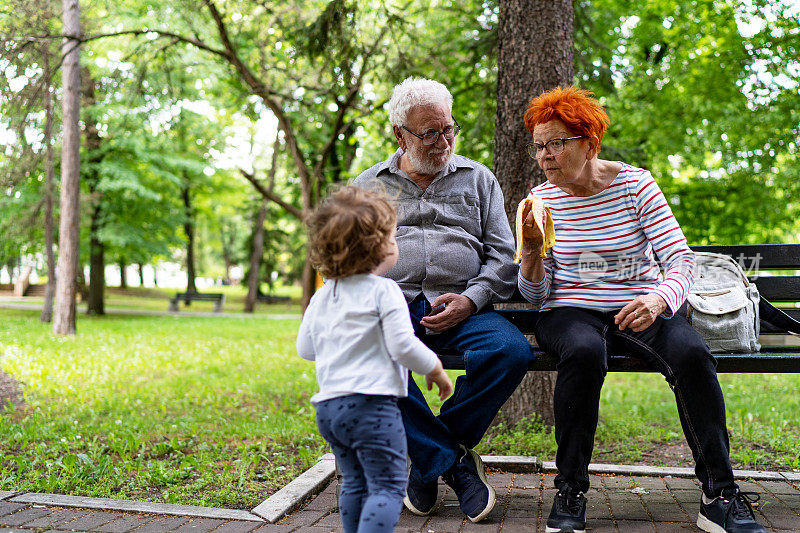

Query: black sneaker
[[442, 446, 496, 523], [697, 487, 767, 533], [546, 486, 587, 533], [403, 465, 439, 515]]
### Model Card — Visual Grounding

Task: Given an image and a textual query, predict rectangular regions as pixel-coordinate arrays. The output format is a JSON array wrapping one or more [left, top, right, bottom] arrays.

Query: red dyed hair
[[524, 87, 610, 153]]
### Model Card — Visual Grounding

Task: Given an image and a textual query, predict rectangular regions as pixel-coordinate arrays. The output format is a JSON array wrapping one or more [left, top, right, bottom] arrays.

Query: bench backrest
[[496, 244, 800, 339], [694, 245, 800, 334], [174, 292, 225, 299]]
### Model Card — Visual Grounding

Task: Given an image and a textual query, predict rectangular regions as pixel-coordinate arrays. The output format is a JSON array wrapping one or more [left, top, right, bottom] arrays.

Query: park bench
[[439, 244, 800, 373], [168, 292, 226, 312], [257, 293, 291, 304]]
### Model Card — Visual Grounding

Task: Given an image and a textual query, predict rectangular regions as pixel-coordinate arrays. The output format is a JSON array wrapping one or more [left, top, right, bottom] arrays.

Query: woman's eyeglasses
[[526, 136, 587, 158]]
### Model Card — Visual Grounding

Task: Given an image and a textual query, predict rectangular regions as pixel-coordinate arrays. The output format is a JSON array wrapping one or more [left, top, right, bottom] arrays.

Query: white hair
[[388, 77, 453, 126]]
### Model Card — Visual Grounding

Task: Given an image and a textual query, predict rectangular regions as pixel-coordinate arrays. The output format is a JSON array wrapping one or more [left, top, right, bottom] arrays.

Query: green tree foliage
[[2, 0, 798, 292], [575, 0, 800, 243], [0, 1, 60, 268]]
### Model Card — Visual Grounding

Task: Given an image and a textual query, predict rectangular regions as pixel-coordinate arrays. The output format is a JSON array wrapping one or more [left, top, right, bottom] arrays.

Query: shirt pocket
[[438, 196, 481, 236], [396, 198, 422, 225]]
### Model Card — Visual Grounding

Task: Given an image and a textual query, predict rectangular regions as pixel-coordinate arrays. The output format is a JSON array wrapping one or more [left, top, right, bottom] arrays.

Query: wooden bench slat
[[752, 276, 800, 301], [257, 294, 291, 303], [168, 292, 225, 312], [494, 309, 800, 336], [174, 292, 225, 299], [691, 244, 800, 270], [440, 351, 800, 373]]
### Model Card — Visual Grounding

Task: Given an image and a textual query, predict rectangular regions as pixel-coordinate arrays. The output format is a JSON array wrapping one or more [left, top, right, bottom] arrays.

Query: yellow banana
[[514, 196, 555, 263]]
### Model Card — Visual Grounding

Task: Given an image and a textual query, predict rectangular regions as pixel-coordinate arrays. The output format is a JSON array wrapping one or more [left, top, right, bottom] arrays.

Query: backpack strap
[[759, 299, 800, 335]]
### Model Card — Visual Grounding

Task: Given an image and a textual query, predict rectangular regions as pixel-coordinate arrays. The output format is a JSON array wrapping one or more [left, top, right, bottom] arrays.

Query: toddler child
[[297, 185, 453, 533]]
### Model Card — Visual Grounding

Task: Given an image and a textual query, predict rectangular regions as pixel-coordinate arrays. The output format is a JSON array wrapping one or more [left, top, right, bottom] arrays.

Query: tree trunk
[[53, 0, 81, 336], [119, 260, 127, 289], [244, 202, 268, 313], [87, 227, 105, 315], [76, 266, 88, 302], [40, 45, 56, 323], [220, 224, 235, 284], [182, 184, 197, 294], [137, 263, 145, 286], [493, 0, 574, 426], [84, 70, 104, 315], [301, 251, 316, 311]]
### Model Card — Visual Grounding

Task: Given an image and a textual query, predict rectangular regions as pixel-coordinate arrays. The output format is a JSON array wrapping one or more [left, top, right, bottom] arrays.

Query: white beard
[[406, 143, 453, 176]]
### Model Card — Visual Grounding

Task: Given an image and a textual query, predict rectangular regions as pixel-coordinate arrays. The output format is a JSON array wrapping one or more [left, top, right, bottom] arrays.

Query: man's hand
[[419, 293, 476, 332], [614, 293, 668, 332]]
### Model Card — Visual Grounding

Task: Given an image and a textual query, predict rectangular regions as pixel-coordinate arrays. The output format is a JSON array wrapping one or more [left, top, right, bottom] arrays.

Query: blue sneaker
[[403, 465, 439, 515], [442, 446, 496, 523], [697, 487, 767, 533]]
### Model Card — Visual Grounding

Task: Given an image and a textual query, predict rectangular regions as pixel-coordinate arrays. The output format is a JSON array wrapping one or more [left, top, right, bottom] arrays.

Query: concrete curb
[[483, 455, 541, 473], [9, 493, 263, 522], [251, 454, 337, 523], [3, 457, 797, 526], [539, 460, 799, 481]]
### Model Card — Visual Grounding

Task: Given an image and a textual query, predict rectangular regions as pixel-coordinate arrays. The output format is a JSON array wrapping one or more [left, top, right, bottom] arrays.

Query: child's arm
[[296, 315, 316, 361], [425, 359, 453, 401]]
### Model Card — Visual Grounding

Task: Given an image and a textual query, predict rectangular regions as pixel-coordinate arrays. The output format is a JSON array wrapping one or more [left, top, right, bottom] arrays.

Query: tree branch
[[5, 30, 229, 59], [239, 169, 303, 220], [202, 0, 311, 198], [313, 29, 387, 180]]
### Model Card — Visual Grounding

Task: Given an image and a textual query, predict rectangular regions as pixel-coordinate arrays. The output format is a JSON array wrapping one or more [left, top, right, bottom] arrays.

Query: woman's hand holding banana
[[514, 196, 555, 263]]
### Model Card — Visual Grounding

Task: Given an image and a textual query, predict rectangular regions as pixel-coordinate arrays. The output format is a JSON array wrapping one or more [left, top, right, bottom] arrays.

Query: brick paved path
[[2, 471, 798, 532], [287, 471, 800, 532]]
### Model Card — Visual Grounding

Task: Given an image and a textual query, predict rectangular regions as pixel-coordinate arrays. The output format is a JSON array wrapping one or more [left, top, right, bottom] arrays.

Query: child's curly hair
[[307, 185, 397, 279]]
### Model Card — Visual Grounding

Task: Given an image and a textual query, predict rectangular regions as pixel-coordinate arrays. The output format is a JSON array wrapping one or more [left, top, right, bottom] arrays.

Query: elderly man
[[352, 77, 534, 523]]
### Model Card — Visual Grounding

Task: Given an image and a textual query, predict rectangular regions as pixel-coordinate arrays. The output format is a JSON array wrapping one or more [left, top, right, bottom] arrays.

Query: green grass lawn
[[0, 308, 319, 509], [1, 306, 799, 509], [15, 284, 303, 315]]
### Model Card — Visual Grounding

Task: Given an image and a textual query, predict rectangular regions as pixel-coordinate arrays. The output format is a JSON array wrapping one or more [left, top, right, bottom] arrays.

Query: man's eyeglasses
[[526, 136, 587, 158], [401, 119, 461, 146]]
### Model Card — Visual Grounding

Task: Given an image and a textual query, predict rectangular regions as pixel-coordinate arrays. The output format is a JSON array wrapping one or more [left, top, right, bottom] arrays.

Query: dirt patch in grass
[[0, 370, 23, 409], [594, 439, 789, 472]]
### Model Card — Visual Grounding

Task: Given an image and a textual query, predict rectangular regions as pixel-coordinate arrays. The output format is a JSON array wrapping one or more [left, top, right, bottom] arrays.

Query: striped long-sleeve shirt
[[518, 163, 695, 316]]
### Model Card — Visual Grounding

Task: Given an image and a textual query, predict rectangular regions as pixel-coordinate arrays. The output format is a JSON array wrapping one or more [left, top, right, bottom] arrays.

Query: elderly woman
[[517, 87, 766, 533]]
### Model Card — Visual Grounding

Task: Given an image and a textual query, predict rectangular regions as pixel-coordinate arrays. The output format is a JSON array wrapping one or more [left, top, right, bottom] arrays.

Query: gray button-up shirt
[[352, 149, 518, 311]]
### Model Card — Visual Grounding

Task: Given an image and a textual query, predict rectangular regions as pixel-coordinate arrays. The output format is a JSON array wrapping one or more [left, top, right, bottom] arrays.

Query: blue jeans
[[399, 294, 535, 483], [535, 307, 735, 498], [316, 394, 407, 533]]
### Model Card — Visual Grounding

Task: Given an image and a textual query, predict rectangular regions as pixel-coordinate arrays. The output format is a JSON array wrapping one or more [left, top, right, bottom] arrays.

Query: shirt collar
[[380, 148, 475, 180]]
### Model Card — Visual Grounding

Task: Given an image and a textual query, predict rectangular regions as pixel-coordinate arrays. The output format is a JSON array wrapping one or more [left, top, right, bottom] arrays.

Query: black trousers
[[535, 307, 735, 498]]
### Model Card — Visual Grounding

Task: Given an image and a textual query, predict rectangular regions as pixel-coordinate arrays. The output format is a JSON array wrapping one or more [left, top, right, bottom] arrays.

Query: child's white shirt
[[296, 273, 439, 404]]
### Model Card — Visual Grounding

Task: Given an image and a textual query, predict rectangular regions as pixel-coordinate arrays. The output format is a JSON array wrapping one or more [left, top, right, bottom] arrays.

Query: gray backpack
[[686, 252, 760, 353]]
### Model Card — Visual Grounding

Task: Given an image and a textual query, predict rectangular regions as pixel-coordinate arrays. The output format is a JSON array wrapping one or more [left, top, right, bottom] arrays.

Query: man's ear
[[393, 125, 407, 151]]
